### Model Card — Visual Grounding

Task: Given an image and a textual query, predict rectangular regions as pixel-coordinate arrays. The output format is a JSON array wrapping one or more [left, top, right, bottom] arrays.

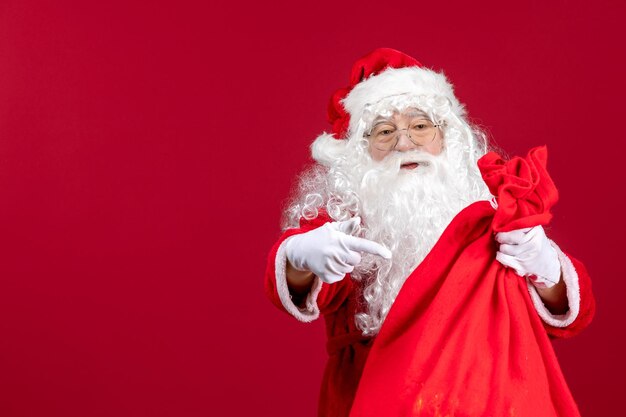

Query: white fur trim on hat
[[342, 66, 465, 135], [311, 65, 466, 165], [311, 132, 349, 166]]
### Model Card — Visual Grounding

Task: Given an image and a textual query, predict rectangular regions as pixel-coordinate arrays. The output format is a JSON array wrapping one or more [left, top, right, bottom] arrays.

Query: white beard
[[283, 111, 492, 336], [347, 149, 482, 335]]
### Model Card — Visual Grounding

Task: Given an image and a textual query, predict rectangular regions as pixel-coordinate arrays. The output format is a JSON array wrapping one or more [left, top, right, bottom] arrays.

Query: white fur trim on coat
[[274, 236, 324, 322], [527, 240, 581, 327]]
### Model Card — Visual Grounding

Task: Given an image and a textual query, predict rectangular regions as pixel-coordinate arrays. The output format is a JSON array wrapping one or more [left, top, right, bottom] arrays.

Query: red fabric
[[264, 214, 372, 417], [479, 146, 559, 232], [265, 219, 594, 417], [349, 147, 590, 417], [327, 48, 421, 138], [264, 148, 595, 416], [265, 221, 593, 417]]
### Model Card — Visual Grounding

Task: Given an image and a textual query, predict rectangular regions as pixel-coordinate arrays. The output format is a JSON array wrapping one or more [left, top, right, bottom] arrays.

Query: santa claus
[[264, 48, 594, 417]]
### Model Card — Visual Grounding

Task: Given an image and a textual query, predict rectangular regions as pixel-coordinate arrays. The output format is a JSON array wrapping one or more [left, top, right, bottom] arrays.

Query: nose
[[394, 129, 417, 152]]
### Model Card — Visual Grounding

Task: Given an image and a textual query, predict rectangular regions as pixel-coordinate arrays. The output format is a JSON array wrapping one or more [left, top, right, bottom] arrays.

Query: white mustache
[[377, 151, 439, 170]]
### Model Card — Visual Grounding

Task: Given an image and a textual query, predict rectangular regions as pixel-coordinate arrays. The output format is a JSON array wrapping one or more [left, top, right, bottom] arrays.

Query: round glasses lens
[[369, 119, 437, 151], [371, 123, 398, 150], [409, 120, 436, 140]]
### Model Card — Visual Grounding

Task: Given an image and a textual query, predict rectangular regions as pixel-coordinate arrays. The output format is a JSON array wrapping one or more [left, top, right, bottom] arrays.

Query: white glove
[[495, 226, 561, 288], [285, 217, 392, 284]]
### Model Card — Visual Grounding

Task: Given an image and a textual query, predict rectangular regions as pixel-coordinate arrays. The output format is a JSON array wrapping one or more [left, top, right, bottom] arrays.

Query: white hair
[[282, 95, 493, 336]]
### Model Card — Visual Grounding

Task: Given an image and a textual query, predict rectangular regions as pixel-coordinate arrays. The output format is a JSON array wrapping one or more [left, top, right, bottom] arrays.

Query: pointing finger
[[343, 250, 362, 266], [342, 235, 392, 259]]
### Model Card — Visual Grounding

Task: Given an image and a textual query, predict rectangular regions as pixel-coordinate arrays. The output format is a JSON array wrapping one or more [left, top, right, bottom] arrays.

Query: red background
[[0, 1, 624, 416]]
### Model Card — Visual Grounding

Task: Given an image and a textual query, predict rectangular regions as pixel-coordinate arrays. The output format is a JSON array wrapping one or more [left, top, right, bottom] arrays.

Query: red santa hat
[[312, 48, 465, 164]]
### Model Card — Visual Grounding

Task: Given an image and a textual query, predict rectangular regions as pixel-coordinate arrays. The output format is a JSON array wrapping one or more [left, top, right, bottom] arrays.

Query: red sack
[[349, 147, 580, 417]]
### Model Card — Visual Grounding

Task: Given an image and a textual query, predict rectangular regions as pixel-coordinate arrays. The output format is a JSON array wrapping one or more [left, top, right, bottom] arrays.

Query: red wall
[[0, 1, 624, 416]]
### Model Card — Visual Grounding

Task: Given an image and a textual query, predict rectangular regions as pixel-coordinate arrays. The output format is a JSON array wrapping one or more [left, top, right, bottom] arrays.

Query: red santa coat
[[265, 212, 371, 417]]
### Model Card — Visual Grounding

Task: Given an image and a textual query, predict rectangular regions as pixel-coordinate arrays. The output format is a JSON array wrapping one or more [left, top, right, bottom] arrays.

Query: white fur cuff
[[274, 237, 324, 322], [526, 240, 581, 327]]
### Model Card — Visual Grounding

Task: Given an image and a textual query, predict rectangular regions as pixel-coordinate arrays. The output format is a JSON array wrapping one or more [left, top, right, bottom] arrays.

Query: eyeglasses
[[365, 118, 442, 151]]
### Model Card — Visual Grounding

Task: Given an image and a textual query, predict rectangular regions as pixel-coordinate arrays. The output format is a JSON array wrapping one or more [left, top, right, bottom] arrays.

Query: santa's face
[[366, 108, 444, 164]]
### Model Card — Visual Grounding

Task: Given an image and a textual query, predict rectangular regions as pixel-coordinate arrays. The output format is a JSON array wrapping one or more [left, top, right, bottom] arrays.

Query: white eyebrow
[[372, 109, 430, 121], [403, 109, 429, 118], [371, 114, 430, 128], [372, 116, 390, 123]]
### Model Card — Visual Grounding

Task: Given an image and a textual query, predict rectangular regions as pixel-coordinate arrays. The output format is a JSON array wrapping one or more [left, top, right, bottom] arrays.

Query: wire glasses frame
[[365, 118, 443, 151]]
